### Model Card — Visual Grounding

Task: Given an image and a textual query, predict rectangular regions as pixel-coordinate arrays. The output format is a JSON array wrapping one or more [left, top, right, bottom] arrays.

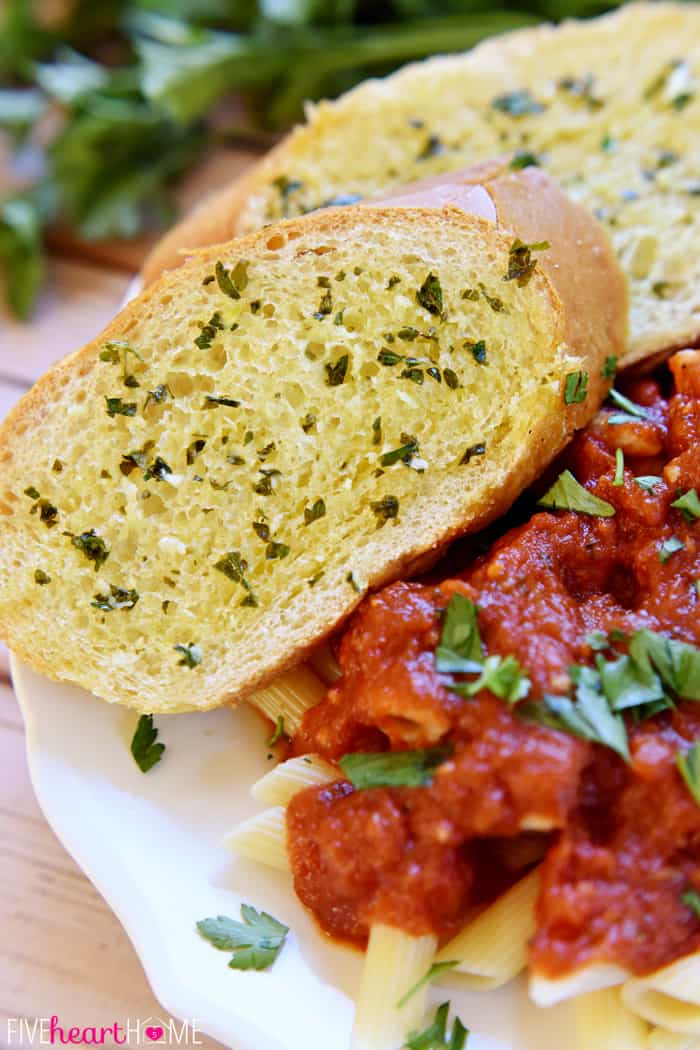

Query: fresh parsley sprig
[[404, 1001, 469, 1050], [197, 905, 289, 971]]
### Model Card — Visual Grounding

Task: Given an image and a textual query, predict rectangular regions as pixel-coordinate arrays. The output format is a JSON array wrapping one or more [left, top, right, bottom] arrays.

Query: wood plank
[[0, 682, 224, 1046], [0, 259, 132, 385]]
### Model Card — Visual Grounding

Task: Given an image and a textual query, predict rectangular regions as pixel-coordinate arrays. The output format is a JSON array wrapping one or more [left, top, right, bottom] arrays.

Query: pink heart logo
[[145, 1027, 164, 1042]]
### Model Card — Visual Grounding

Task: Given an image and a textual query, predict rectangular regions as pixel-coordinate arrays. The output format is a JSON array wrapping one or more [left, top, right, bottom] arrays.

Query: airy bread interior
[[0, 205, 601, 712]]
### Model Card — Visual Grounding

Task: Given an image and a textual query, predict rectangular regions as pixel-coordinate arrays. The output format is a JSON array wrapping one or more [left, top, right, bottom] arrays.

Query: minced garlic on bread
[[0, 167, 625, 712], [141, 1, 700, 368]]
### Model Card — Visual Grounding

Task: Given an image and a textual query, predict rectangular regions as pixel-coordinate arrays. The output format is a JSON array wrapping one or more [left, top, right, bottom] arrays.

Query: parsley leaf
[[404, 1001, 469, 1050], [92, 585, 140, 611], [492, 90, 545, 116], [634, 629, 700, 700], [304, 498, 326, 525], [634, 475, 663, 492], [671, 489, 700, 523], [69, 529, 109, 571], [197, 905, 289, 972], [660, 536, 685, 563], [370, 495, 399, 526], [613, 447, 625, 486], [0, 195, 45, 320], [174, 642, 202, 668], [677, 742, 700, 808], [450, 653, 531, 703], [130, 714, 165, 773], [607, 388, 648, 419], [397, 961, 459, 1008], [538, 469, 615, 517], [681, 889, 700, 919], [105, 396, 137, 418], [339, 746, 452, 789], [416, 272, 443, 316], [435, 594, 483, 673], [325, 354, 349, 386], [601, 355, 618, 379], [267, 716, 286, 747], [503, 239, 550, 286], [564, 371, 589, 404], [519, 665, 630, 762], [595, 636, 665, 712]]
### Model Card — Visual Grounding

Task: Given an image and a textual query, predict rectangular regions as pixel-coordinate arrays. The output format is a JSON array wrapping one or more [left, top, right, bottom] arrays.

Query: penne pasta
[[352, 924, 438, 1050], [622, 954, 700, 1035], [530, 963, 629, 1007], [224, 806, 290, 872], [251, 754, 337, 806], [435, 867, 540, 989], [573, 987, 648, 1049], [648, 1029, 700, 1050], [308, 643, 343, 685], [247, 665, 327, 732]]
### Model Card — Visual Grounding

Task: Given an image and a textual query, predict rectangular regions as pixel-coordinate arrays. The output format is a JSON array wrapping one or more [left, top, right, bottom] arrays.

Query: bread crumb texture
[[0, 211, 594, 711], [236, 2, 700, 363]]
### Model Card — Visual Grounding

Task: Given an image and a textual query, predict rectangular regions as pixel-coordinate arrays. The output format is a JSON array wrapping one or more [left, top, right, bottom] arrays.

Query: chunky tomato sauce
[[286, 350, 700, 977]]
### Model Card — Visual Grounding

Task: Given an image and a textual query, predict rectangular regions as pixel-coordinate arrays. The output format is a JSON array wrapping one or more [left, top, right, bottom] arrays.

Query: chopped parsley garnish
[[519, 666, 630, 762], [30, 499, 58, 527], [130, 714, 165, 773], [372, 416, 382, 445], [257, 442, 276, 461], [186, 438, 206, 465], [313, 286, 333, 319], [214, 551, 257, 605], [558, 74, 604, 110], [144, 384, 173, 409], [304, 498, 326, 525], [387, 275, 401, 289], [492, 89, 545, 116], [436, 594, 530, 702], [24, 486, 40, 500], [370, 495, 399, 526], [267, 716, 286, 747], [601, 355, 618, 379], [459, 442, 486, 465], [510, 150, 539, 169], [634, 475, 663, 491], [671, 489, 700, 522], [197, 905, 289, 971], [397, 961, 459, 1008], [613, 448, 625, 486], [677, 742, 700, 808], [105, 396, 137, 417], [339, 746, 452, 790], [416, 273, 443, 316], [174, 643, 202, 668], [205, 395, 240, 409], [404, 1001, 469, 1050], [325, 354, 349, 386], [265, 541, 290, 560], [300, 412, 316, 433], [681, 890, 700, 920], [34, 569, 51, 585], [69, 529, 109, 570], [253, 468, 281, 496], [444, 368, 459, 389], [607, 388, 648, 420], [195, 311, 225, 349], [586, 630, 610, 652], [478, 283, 506, 312], [564, 371, 589, 405], [215, 259, 246, 300], [143, 455, 173, 482], [346, 571, 362, 593], [100, 341, 145, 387], [466, 339, 487, 364], [92, 585, 139, 611], [380, 438, 419, 467], [461, 288, 480, 302], [417, 133, 444, 160], [435, 593, 482, 673], [660, 536, 685, 563], [538, 469, 615, 517], [252, 521, 270, 541], [503, 239, 550, 287]]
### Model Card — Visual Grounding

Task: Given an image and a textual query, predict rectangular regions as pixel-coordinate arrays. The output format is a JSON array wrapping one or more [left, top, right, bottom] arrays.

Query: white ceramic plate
[[14, 656, 576, 1050]]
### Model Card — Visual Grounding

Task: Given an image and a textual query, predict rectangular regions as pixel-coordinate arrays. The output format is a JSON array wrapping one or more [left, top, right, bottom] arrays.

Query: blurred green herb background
[[1, 0, 618, 319]]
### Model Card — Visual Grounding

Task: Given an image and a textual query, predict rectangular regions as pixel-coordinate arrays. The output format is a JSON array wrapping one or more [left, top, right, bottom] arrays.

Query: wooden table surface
[[0, 147, 260, 1049]]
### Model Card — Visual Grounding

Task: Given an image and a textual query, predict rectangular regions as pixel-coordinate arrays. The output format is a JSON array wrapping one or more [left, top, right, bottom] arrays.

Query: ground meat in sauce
[[286, 350, 700, 976]]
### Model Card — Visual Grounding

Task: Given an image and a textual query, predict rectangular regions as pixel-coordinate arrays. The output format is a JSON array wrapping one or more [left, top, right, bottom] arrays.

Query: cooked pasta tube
[[352, 924, 438, 1050], [224, 807, 289, 871], [251, 754, 337, 806], [435, 867, 540, 989], [247, 666, 326, 732], [573, 988, 648, 1050], [648, 1029, 700, 1050], [622, 954, 700, 1035], [308, 643, 343, 684], [530, 963, 629, 1007]]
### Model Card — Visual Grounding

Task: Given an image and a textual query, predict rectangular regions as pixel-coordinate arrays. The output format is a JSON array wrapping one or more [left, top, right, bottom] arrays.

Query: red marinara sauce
[[286, 351, 700, 978]]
